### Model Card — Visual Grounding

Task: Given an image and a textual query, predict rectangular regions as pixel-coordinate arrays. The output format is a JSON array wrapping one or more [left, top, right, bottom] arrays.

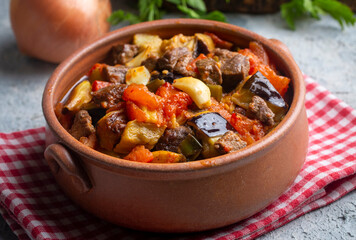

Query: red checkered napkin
[[0, 76, 356, 240]]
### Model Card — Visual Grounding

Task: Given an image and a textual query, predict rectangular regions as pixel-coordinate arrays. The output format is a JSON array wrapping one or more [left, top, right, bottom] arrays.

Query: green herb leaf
[[177, 5, 201, 18], [201, 10, 227, 22], [281, 0, 356, 30], [108, 0, 228, 25], [280, 0, 304, 30], [186, 0, 207, 12], [107, 10, 140, 25], [166, 0, 181, 4], [314, 0, 356, 29]]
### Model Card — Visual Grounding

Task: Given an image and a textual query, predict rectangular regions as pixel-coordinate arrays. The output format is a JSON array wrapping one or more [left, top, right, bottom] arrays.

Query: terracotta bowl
[[42, 19, 308, 233]]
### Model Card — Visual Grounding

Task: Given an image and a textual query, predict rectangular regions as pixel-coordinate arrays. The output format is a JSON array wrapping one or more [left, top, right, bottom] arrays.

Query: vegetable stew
[[56, 32, 290, 163]]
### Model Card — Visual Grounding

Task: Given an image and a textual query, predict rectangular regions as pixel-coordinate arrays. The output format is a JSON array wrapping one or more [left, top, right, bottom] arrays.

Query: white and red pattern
[[0, 76, 355, 240]]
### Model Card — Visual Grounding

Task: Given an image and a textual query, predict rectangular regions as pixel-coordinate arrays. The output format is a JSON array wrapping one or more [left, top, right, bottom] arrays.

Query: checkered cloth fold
[[0, 76, 356, 240]]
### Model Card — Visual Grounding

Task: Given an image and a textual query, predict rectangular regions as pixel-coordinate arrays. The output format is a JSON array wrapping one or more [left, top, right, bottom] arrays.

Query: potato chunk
[[64, 80, 92, 112], [133, 33, 162, 54], [114, 120, 166, 154], [161, 34, 195, 53], [151, 151, 186, 163]]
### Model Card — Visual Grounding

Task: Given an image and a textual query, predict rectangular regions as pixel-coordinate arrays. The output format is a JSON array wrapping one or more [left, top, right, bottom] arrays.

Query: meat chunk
[[69, 110, 95, 140], [92, 84, 127, 109], [174, 53, 196, 77], [214, 131, 247, 154], [102, 65, 128, 84], [96, 108, 127, 151], [220, 54, 250, 92], [213, 48, 238, 65], [142, 55, 159, 72], [196, 58, 222, 85], [157, 47, 190, 71], [155, 126, 193, 153], [248, 95, 275, 126], [112, 44, 139, 65]]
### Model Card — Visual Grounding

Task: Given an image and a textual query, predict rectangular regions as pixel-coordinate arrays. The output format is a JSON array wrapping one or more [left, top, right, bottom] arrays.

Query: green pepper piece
[[179, 134, 202, 161], [207, 84, 223, 101], [147, 79, 165, 92]]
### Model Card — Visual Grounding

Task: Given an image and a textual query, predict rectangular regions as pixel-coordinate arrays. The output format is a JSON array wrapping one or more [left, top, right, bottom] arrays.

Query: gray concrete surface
[[0, 1, 355, 239]]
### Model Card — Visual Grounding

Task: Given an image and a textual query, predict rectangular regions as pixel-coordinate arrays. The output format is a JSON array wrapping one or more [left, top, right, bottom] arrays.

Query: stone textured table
[[0, 1, 355, 239]]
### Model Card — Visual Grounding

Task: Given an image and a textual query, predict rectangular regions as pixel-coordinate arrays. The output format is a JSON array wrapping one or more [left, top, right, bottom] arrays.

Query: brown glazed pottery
[[42, 19, 308, 233]]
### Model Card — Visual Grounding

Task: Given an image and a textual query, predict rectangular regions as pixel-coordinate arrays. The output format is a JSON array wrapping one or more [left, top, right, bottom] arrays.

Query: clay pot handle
[[269, 38, 293, 58], [44, 143, 92, 193]]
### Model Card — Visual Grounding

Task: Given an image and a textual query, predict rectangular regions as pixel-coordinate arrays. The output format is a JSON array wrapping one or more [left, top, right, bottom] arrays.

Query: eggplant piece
[[232, 71, 288, 122], [195, 33, 215, 55], [188, 112, 235, 138], [245, 72, 287, 108]]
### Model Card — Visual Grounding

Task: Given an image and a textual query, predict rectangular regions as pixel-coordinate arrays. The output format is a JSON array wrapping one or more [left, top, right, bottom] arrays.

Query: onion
[[10, 0, 112, 63]]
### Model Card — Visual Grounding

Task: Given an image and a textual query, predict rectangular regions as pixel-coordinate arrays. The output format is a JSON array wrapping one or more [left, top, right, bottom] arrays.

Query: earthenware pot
[[42, 19, 308, 233]]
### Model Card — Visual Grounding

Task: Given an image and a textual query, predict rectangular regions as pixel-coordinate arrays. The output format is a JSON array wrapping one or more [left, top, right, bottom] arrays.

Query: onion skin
[[10, 0, 112, 63]]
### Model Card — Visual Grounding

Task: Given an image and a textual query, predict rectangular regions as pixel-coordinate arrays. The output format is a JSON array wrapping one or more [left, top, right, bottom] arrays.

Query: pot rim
[[42, 18, 305, 174]]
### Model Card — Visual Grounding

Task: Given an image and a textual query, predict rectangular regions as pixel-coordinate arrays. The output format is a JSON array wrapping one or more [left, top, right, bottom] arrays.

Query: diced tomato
[[123, 84, 161, 110], [126, 101, 147, 122], [156, 83, 193, 127], [249, 42, 270, 67], [230, 113, 265, 145], [186, 54, 206, 74], [91, 80, 112, 92], [126, 101, 164, 126], [204, 32, 233, 50], [124, 145, 154, 163], [156, 82, 180, 99], [165, 91, 193, 117]]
